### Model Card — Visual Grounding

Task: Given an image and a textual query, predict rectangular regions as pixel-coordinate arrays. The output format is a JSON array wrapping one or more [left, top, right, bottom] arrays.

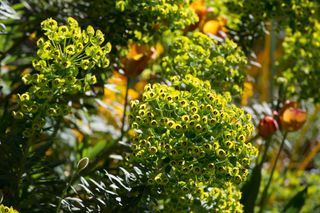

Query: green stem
[[258, 132, 288, 213], [269, 19, 277, 107], [119, 77, 131, 141], [56, 171, 77, 213], [259, 137, 272, 166]]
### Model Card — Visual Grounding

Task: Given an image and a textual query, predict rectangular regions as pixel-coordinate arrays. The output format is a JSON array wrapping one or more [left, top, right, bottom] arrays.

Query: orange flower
[[202, 16, 228, 35], [190, 0, 206, 12], [99, 71, 146, 129], [258, 116, 279, 138], [121, 43, 154, 77], [190, 0, 207, 23]]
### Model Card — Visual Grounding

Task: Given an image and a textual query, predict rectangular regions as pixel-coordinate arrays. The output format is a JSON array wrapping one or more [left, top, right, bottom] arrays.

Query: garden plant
[[0, 0, 320, 212]]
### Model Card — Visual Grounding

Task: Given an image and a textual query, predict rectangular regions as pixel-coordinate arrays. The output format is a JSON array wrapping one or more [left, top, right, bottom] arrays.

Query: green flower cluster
[[224, 0, 318, 31], [154, 182, 244, 212], [0, 204, 19, 213], [217, 0, 319, 50], [277, 21, 320, 103], [161, 32, 247, 95], [129, 74, 257, 211], [12, 17, 111, 137], [114, 0, 198, 43]]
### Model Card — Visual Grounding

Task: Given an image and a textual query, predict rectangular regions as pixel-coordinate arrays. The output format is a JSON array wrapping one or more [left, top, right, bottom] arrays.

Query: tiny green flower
[[12, 111, 24, 119], [75, 42, 84, 52], [104, 42, 112, 53], [86, 25, 95, 37], [81, 59, 90, 70], [58, 25, 70, 38], [67, 17, 79, 27], [41, 18, 58, 31], [61, 58, 72, 68], [65, 44, 76, 55], [23, 128, 35, 138], [36, 37, 45, 47], [91, 29, 105, 45], [18, 92, 30, 102], [0, 204, 19, 213]]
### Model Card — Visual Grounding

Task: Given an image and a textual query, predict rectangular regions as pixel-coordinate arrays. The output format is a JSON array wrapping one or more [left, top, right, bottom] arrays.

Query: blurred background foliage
[[0, 0, 320, 212]]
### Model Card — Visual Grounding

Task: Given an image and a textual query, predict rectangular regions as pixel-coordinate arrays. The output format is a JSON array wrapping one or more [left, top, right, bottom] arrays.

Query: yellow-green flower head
[[151, 180, 244, 212], [277, 21, 320, 103], [14, 17, 112, 138], [40, 18, 58, 32], [129, 75, 257, 210], [225, 0, 318, 34], [0, 204, 19, 213], [67, 17, 79, 28], [161, 32, 247, 95], [36, 17, 111, 70], [113, 0, 198, 44]]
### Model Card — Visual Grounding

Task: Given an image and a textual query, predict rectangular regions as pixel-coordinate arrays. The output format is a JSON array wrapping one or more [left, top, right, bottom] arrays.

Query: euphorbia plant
[[0, 0, 319, 212], [13, 17, 111, 137], [128, 74, 257, 211]]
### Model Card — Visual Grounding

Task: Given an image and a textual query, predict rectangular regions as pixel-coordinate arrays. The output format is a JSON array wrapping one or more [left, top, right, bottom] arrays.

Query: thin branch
[[258, 132, 288, 213]]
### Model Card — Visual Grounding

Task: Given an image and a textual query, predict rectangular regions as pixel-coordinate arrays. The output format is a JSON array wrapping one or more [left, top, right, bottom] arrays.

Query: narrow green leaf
[[240, 163, 262, 213], [283, 185, 308, 213]]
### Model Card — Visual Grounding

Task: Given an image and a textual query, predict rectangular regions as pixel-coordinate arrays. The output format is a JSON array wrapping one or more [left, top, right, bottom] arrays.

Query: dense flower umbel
[[115, 0, 198, 43], [161, 32, 247, 95], [129, 75, 257, 211], [12, 17, 111, 137]]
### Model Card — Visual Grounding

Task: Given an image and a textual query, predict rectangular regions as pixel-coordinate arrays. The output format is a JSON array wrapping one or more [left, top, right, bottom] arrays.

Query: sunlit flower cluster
[[12, 17, 111, 137], [161, 32, 247, 95], [129, 74, 257, 210], [115, 0, 198, 43]]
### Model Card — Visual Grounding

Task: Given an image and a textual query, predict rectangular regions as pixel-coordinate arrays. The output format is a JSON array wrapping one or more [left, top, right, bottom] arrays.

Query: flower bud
[[280, 107, 307, 132], [258, 116, 278, 138], [77, 157, 89, 172]]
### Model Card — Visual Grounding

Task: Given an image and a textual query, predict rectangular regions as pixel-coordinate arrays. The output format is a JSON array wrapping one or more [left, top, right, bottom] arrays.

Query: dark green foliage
[[240, 161, 262, 213], [0, 0, 19, 34], [0, 134, 65, 212], [60, 167, 144, 212], [283, 186, 308, 213]]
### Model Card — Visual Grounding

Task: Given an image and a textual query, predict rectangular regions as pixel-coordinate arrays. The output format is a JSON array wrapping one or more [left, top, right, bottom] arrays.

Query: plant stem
[[258, 132, 288, 213], [56, 172, 77, 213], [119, 77, 131, 141], [259, 137, 272, 166], [269, 19, 277, 107]]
